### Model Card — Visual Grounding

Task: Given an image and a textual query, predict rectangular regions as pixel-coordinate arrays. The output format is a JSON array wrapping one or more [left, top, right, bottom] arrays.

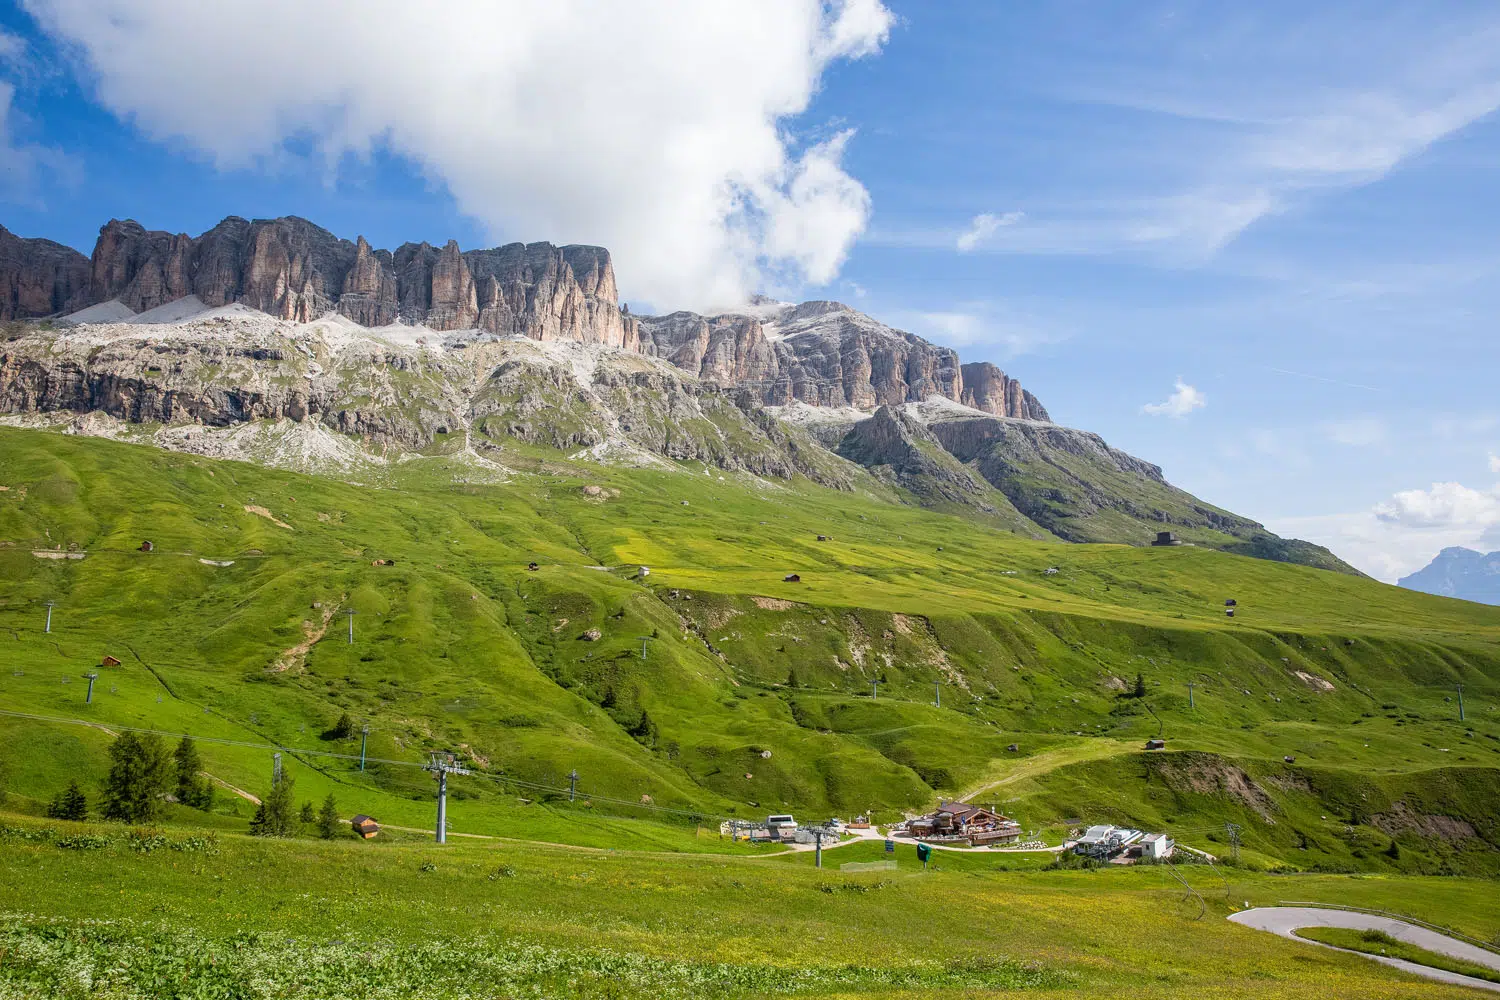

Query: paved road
[[1230, 906, 1500, 993]]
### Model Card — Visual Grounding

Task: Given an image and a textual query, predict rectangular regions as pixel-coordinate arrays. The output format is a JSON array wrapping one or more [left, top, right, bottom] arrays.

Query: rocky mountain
[[0, 212, 1356, 573], [1400, 547, 1500, 605], [0, 225, 90, 320]]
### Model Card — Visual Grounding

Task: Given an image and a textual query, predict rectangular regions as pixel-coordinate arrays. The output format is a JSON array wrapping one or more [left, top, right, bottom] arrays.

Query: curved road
[[1230, 906, 1500, 994]]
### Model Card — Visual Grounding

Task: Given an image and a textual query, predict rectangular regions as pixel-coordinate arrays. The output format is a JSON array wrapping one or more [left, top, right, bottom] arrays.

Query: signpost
[[884, 839, 895, 854]]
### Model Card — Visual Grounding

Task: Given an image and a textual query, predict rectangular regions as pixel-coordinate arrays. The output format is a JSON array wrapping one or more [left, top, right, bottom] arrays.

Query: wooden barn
[[350, 815, 379, 839]]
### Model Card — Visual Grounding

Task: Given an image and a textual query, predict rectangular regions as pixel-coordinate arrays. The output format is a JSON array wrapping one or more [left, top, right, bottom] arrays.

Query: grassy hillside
[[3, 811, 1500, 998], [0, 426, 1497, 871]]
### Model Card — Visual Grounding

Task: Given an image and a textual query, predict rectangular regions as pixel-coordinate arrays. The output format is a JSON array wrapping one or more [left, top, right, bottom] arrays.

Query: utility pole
[[345, 608, 357, 644], [814, 828, 824, 868], [43, 601, 55, 634], [636, 636, 655, 660], [1187, 682, 1195, 710], [871, 679, 878, 701], [1457, 684, 1465, 722], [568, 769, 580, 802], [935, 682, 941, 708], [273, 752, 283, 787], [359, 724, 370, 771], [83, 672, 98, 703], [1225, 822, 1242, 863], [424, 752, 470, 844]]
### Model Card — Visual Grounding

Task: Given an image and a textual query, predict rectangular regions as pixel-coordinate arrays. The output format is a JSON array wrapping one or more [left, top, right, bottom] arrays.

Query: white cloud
[[1322, 417, 1386, 447], [895, 304, 1062, 358], [23, 0, 893, 310], [956, 211, 1023, 252], [1142, 379, 1206, 418], [1276, 477, 1500, 581], [1373, 481, 1500, 530], [1490, 452, 1500, 474]]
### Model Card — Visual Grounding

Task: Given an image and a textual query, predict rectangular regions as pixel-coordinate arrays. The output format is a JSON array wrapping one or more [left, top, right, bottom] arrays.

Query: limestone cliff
[[0, 225, 90, 320]]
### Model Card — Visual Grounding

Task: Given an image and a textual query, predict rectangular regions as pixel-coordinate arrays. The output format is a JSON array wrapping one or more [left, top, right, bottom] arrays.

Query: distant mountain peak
[[1399, 547, 1500, 605]]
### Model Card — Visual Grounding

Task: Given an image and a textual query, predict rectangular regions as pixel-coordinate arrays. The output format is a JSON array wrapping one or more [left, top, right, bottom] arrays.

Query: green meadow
[[1, 424, 1499, 995]]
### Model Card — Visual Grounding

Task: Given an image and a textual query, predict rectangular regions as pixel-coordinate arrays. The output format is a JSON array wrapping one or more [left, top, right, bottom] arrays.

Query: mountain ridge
[[0, 212, 1357, 574], [1400, 546, 1500, 605]]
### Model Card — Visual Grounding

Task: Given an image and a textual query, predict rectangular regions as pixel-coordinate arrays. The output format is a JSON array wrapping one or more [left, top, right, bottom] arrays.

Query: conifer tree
[[1133, 673, 1147, 699], [300, 801, 315, 826], [330, 713, 356, 740], [249, 777, 297, 837], [316, 793, 341, 839], [173, 736, 214, 810], [101, 732, 172, 823], [47, 780, 88, 821]]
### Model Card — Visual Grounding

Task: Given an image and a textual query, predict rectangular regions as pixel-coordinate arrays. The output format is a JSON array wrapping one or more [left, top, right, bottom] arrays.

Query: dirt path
[[270, 600, 341, 672], [1230, 906, 1500, 993], [203, 772, 260, 806], [957, 738, 1133, 803]]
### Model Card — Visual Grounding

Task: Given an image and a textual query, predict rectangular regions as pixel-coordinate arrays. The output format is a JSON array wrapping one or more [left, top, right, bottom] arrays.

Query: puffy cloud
[[955, 211, 1022, 252], [1273, 477, 1500, 581], [23, 0, 892, 309], [1373, 481, 1500, 530], [1142, 379, 1206, 418]]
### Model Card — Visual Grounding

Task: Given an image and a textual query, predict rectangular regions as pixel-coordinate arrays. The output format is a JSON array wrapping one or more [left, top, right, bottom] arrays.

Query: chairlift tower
[[43, 601, 55, 634], [1186, 682, 1195, 710], [636, 635, 655, 660], [360, 724, 370, 771], [1456, 684, 1465, 722], [424, 752, 471, 844], [273, 752, 283, 787], [568, 768, 580, 802], [83, 672, 98, 703], [1225, 822, 1242, 863], [345, 608, 357, 644]]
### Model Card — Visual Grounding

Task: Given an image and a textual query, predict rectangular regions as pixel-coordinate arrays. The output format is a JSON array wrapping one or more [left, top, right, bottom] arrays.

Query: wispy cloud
[[891, 302, 1064, 358], [1142, 378, 1205, 418], [980, 8, 1500, 260], [1490, 452, 1500, 474], [956, 211, 1022, 252]]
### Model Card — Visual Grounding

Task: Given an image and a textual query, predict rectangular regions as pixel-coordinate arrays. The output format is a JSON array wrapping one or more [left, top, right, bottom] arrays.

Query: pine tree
[[249, 777, 297, 837], [173, 736, 214, 810], [316, 793, 341, 839], [47, 780, 88, 821], [101, 731, 172, 823], [786, 668, 800, 689], [330, 713, 355, 740], [299, 801, 315, 826], [1133, 673, 1147, 699], [629, 709, 658, 747]]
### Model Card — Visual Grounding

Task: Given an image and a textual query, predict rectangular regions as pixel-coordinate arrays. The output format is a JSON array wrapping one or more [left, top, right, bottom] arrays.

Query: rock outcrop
[[2, 213, 1047, 423], [26, 215, 635, 347], [0, 225, 90, 320], [960, 361, 1049, 421]]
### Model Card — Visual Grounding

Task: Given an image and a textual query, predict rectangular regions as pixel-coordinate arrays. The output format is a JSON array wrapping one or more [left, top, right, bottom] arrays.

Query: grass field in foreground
[[3, 812, 1500, 999], [1295, 926, 1500, 985]]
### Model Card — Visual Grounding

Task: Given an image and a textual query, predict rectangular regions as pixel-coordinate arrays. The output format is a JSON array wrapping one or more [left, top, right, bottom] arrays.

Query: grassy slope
[[0, 426, 1498, 871], [3, 812, 1500, 998], [1295, 927, 1500, 985]]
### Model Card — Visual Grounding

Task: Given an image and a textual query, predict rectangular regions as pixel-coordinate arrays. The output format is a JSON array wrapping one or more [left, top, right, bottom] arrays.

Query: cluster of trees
[[27, 732, 349, 840], [248, 779, 342, 839]]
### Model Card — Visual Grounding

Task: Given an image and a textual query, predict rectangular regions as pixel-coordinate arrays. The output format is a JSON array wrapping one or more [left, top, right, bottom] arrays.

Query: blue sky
[[3, 0, 1499, 580]]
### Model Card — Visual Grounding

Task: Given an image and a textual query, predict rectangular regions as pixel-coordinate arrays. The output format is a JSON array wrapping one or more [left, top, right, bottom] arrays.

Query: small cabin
[[639, 566, 650, 578], [101, 655, 121, 667], [1006, 743, 1019, 752], [1151, 531, 1182, 547], [1283, 755, 1296, 764], [783, 573, 801, 583], [1224, 598, 1237, 607], [350, 815, 379, 839], [1145, 738, 1166, 750], [1140, 833, 1173, 859], [816, 535, 830, 542], [527, 562, 539, 572], [1225, 608, 1235, 618], [139, 540, 154, 552]]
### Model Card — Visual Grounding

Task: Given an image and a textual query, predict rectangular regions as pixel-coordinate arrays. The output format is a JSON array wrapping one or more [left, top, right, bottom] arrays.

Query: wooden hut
[[350, 815, 379, 839]]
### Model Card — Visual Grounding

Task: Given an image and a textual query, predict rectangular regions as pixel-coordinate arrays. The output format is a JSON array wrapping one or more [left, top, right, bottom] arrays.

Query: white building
[[1140, 833, 1173, 859]]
